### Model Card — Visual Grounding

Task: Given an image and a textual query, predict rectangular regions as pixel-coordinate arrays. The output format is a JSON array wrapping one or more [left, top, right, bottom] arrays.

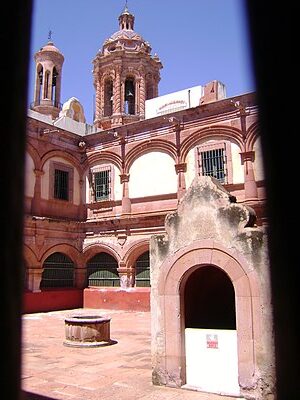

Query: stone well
[[64, 315, 116, 347]]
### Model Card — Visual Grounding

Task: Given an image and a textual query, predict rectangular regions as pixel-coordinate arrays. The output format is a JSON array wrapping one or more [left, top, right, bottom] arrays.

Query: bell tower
[[93, 5, 163, 129], [31, 34, 64, 119]]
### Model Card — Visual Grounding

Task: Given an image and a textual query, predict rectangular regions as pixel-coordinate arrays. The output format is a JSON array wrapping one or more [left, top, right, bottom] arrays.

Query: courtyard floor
[[22, 308, 243, 400]]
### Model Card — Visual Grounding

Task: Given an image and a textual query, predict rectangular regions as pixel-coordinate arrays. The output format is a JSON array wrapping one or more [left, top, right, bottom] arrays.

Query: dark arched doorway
[[183, 265, 239, 395], [184, 265, 236, 329]]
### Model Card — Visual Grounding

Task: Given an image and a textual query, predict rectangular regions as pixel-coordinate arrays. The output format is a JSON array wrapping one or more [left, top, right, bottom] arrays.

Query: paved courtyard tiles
[[22, 309, 244, 400]]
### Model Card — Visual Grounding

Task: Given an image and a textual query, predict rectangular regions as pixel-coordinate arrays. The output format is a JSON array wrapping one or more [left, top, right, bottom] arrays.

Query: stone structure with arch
[[150, 176, 275, 400]]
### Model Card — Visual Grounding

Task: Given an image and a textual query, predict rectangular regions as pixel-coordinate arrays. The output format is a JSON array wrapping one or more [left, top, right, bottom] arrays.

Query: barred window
[[87, 253, 119, 287], [197, 143, 228, 184], [41, 252, 75, 288], [54, 169, 69, 200], [135, 251, 150, 287], [90, 166, 112, 202], [49, 161, 73, 202]]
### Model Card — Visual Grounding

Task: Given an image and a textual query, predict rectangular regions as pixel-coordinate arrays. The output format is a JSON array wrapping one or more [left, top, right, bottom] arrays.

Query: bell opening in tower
[[124, 78, 135, 115], [51, 67, 59, 108], [104, 79, 113, 117], [36, 65, 43, 105]]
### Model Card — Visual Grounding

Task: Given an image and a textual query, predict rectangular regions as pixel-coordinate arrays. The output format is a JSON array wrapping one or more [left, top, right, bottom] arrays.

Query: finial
[[48, 29, 53, 41]]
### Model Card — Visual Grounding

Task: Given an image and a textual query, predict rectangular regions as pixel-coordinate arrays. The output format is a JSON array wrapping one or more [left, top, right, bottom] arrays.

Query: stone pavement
[[22, 309, 244, 400]]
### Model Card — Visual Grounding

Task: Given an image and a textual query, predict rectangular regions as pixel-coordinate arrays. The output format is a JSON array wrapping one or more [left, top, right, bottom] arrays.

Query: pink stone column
[[31, 168, 44, 215], [113, 67, 121, 115], [74, 263, 87, 289], [139, 76, 146, 117], [175, 163, 187, 200], [94, 77, 102, 125], [27, 266, 43, 292], [240, 151, 258, 200], [78, 177, 86, 220], [120, 173, 131, 214]]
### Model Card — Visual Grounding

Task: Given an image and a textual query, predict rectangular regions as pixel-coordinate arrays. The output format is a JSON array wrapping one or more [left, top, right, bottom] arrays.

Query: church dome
[[109, 29, 143, 42], [35, 40, 64, 63], [101, 5, 151, 54], [39, 41, 63, 55]]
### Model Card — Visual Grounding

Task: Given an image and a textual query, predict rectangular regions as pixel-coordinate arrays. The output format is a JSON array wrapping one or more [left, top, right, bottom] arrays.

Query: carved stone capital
[[240, 151, 255, 164], [175, 163, 187, 174], [120, 173, 130, 184], [34, 168, 44, 177]]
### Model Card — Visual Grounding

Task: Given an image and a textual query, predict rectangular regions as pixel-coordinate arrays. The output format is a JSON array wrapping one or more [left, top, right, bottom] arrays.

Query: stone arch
[[155, 239, 260, 390], [125, 140, 177, 173], [123, 239, 150, 287], [245, 121, 260, 151], [23, 244, 39, 266], [26, 142, 41, 170], [83, 243, 121, 265], [39, 245, 81, 290], [84, 244, 121, 288], [123, 238, 149, 267], [180, 125, 244, 163], [23, 245, 40, 290], [41, 244, 82, 266], [86, 151, 123, 171], [41, 149, 81, 173], [126, 145, 178, 198]]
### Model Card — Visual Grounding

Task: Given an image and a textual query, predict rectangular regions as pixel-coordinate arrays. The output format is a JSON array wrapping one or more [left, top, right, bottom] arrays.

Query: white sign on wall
[[145, 85, 203, 119], [184, 328, 240, 396]]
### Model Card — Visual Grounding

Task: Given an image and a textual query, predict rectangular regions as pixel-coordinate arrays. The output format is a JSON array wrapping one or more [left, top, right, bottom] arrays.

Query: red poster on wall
[[206, 334, 218, 349]]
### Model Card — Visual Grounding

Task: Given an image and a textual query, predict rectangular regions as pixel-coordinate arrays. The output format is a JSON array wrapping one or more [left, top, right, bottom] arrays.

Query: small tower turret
[[31, 35, 64, 119]]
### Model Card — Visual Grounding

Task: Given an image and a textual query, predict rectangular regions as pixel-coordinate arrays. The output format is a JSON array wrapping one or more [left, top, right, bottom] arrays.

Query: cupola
[[31, 35, 64, 119]]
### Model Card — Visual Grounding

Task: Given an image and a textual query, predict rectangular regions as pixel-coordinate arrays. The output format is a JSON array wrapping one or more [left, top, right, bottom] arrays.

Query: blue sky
[[28, 0, 255, 124]]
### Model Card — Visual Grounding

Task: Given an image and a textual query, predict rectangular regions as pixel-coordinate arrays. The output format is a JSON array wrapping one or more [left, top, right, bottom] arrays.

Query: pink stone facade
[[24, 91, 265, 306]]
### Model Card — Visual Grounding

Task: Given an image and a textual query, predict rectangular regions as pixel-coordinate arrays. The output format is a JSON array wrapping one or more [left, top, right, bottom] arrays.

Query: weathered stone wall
[[150, 176, 275, 400]]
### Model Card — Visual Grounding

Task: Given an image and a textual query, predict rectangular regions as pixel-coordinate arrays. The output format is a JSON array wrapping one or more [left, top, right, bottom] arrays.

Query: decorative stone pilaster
[[175, 163, 187, 200], [78, 178, 86, 220], [31, 168, 44, 215], [135, 78, 140, 115], [120, 173, 131, 214], [118, 262, 134, 289], [240, 151, 258, 200], [74, 266, 87, 289], [27, 266, 43, 292]]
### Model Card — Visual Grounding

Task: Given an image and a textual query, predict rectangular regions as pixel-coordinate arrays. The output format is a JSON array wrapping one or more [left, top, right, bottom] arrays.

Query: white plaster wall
[[24, 152, 35, 197], [84, 164, 122, 203], [253, 137, 265, 181], [42, 157, 80, 205], [231, 142, 244, 183], [41, 160, 50, 199], [129, 152, 177, 197], [185, 148, 196, 190]]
